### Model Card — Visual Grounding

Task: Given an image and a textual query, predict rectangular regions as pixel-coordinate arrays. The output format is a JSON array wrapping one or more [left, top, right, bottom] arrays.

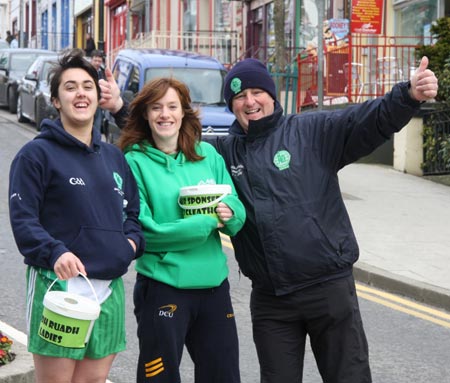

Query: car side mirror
[[25, 72, 38, 81], [0, 68, 7, 76]]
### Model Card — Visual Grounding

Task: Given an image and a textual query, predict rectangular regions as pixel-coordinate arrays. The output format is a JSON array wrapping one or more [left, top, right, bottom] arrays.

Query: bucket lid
[[44, 291, 100, 320], [179, 184, 231, 197]]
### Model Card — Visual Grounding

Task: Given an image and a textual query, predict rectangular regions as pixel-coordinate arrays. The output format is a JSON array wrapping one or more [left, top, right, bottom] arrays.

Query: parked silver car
[[0, 48, 55, 113], [17, 54, 59, 130]]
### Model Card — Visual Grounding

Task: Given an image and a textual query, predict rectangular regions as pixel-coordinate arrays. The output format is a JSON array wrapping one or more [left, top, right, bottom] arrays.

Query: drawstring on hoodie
[[165, 155, 173, 173], [164, 151, 185, 173]]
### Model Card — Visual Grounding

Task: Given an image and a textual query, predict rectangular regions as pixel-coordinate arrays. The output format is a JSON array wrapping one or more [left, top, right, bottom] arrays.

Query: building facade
[[2, 0, 449, 66]]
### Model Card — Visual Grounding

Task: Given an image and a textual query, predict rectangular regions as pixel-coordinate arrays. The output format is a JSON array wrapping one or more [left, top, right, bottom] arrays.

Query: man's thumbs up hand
[[99, 67, 124, 113], [410, 56, 438, 102]]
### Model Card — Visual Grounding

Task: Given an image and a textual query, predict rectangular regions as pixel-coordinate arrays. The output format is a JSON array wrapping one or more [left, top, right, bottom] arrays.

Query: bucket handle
[[47, 272, 99, 305], [178, 192, 228, 210]]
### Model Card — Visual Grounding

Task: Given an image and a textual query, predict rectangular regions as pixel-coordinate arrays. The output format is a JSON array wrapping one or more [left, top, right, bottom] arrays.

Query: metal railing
[[296, 35, 422, 111], [267, 63, 298, 115], [13, 31, 73, 51], [422, 109, 450, 176], [107, 30, 240, 69]]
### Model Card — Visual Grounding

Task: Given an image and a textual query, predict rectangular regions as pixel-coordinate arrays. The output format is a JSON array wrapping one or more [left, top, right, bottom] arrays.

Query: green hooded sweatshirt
[[125, 141, 246, 289]]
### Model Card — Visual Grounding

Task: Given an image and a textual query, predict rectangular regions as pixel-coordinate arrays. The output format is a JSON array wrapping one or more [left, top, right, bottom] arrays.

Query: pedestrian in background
[[90, 50, 105, 80], [210, 57, 438, 383], [9, 32, 18, 48], [8, 48, 145, 383], [5, 30, 13, 45], [84, 32, 96, 57], [117, 77, 246, 383], [90, 49, 106, 134]]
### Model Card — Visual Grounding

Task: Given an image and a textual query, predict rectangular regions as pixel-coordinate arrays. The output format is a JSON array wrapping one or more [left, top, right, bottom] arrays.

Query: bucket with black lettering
[[178, 184, 231, 221], [38, 273, 100, 348]]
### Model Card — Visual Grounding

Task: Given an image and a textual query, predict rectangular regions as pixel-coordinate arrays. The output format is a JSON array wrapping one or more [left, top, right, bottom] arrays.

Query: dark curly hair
[[117, 77, 204, 162], [49, 48, 101, 103]]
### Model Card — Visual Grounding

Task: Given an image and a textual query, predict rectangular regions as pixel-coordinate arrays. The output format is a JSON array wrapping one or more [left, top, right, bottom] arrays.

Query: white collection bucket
[[178, 184, 231, 220], [38, 273, 100, 348]]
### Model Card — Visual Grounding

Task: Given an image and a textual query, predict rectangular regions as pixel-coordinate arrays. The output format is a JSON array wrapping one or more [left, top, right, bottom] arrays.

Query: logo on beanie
[[273, 150, 291, 170], [230, 77, 242, 95]]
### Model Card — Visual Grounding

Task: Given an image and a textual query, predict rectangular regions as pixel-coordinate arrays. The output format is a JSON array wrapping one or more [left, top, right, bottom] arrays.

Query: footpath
[[340, 163, 450, 311], [1, 114, 449, 381]]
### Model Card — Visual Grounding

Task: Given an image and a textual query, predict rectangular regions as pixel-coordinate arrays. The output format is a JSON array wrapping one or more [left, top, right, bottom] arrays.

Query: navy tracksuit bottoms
[[134, 275, 240, 383]]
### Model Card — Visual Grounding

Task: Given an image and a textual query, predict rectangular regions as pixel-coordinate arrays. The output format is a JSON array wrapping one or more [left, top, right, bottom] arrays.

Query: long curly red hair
[[117, 77, 204, 162]]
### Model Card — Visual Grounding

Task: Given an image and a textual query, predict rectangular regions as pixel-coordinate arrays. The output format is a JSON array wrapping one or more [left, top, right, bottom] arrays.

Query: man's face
[[91, 56, 103, 71], [231, 88, 275, 133]]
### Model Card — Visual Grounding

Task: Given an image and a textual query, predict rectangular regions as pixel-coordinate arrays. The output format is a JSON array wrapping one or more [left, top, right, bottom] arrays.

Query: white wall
[[0, 0, 10, 39], [393, 117, 424, 176]]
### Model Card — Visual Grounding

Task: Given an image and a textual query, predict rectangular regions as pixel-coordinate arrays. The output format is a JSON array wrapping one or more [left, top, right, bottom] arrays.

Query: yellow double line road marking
[[220, 234, 450, 328], [356, 284, 450, 328], [221, 234, 234, 250]]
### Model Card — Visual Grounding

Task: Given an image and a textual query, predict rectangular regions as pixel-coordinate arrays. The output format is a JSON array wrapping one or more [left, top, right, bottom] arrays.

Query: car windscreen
[[11, 53, 41, 71], [41, 61, 57, 81], [144, 68, 226, 105]]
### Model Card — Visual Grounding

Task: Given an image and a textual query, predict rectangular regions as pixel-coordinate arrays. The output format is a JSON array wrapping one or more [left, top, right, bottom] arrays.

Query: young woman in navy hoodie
[[8, 49, 145, 382]]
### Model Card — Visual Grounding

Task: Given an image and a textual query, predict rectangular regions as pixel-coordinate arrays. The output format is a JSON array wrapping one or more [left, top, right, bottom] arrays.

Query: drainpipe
[[98, 0, 104, 51], [19, 0, 23, 46], [28, 0, 31, 47], [145, 0, 150, 33], [295, 0, 301, 55], [126, 0, 131, 45], [317, 0, 324, 110]]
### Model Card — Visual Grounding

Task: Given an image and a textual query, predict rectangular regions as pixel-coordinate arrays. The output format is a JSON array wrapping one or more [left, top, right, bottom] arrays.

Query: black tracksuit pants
[[251, 274, 372, 383]]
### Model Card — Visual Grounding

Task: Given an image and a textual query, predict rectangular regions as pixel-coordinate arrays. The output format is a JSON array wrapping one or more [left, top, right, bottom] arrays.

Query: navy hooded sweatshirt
[[9, 118, 145, 280]]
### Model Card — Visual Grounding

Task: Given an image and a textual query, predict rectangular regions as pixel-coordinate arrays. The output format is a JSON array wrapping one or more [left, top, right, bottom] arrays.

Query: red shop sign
[[351, 0, 384, 34]]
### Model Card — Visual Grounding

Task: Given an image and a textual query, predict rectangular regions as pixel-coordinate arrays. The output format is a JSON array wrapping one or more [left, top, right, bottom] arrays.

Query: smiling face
[[52, 68, 98, 128], [231, 88, 275, 133], [144, 87, 185, 152]]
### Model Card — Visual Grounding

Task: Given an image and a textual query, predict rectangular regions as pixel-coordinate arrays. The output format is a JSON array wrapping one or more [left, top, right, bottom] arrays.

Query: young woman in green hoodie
[[117, 77, 246, 383]]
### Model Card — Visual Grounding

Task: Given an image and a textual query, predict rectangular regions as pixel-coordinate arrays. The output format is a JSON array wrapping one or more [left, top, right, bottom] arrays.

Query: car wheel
[[8, 87, 18, 114], [16, 95, 28, 123], [102, 118, 113, 143], [35, 103, 44, 131]]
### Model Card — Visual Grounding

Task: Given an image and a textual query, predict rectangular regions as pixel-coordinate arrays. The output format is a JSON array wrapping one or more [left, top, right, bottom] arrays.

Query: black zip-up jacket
[[211, 82, 421, 296]]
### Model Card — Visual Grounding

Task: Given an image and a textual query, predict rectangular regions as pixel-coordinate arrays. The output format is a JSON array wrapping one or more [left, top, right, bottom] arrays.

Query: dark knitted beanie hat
[[224, 58, 277, 111]]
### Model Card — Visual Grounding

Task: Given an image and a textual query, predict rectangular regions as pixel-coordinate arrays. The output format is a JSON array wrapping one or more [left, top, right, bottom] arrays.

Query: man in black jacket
[[213, 56, 437, 383], [97, 58, 438, 383]]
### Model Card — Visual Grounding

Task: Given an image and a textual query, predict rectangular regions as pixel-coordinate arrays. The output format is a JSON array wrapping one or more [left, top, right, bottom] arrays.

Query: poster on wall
[[328, 19, 349, 44], [350, 0, 384, 34]]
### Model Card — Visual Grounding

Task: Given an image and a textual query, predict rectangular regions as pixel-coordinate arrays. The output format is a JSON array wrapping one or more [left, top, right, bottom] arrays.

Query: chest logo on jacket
[[113, 172, 124, 197], [113, 172, 123, 189], [230, 164, 245, 177], [69, 177, 86, 186], [273, 150, 291, 170]]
